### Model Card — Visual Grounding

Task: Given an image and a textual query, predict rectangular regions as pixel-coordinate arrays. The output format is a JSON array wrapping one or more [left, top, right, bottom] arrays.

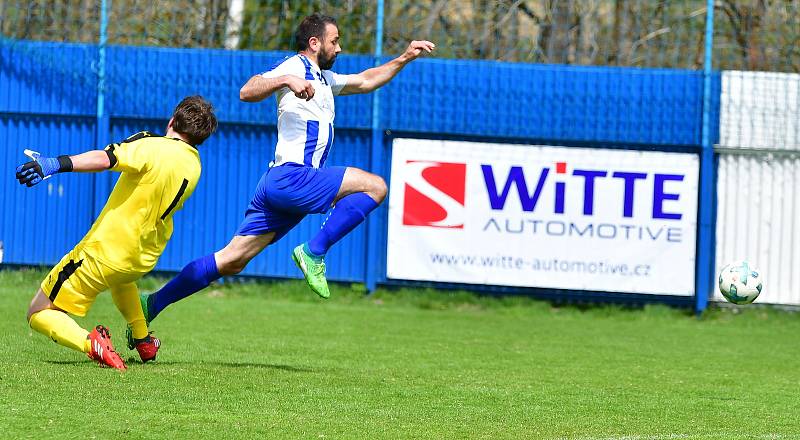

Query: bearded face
[[317, 23, 341, 70], [318, 44, 337, 70]]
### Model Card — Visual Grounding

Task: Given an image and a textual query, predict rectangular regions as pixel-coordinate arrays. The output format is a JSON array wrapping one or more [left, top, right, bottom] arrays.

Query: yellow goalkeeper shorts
[[40, 245, 141, 317]]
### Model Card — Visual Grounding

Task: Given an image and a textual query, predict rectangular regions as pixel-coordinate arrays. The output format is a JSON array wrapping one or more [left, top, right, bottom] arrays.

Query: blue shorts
[[236, 163, 346, 242]]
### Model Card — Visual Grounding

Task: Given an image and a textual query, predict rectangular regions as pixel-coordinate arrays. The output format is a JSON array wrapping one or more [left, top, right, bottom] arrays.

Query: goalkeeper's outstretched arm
[[15, 149, 111, 187], [66, 150, 112, 171]]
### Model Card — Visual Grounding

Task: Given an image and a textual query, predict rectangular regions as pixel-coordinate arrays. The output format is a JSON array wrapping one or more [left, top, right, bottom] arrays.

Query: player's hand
[[402, 40, 435, 62], [16, 150, 61, 187], [285, 75, 315, 101]]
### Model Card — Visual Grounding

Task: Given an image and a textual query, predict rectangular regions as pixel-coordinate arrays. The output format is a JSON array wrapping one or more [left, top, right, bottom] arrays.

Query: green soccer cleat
[[292, 244, 330, 299], [125, 292, 152, 350]]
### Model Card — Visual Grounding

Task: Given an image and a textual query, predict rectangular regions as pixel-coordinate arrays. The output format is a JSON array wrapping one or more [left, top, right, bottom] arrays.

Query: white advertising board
[[387, 139, 699, 295]]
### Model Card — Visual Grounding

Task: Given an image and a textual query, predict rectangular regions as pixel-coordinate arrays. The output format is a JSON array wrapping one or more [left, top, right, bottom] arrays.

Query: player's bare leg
[[294, 167, 387, 298], [334, 167, 387, 204], [215, 233, 276, 276]]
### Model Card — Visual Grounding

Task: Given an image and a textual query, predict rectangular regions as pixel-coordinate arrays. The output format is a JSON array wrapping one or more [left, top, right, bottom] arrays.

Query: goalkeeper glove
[[15, 149, 73, 187]]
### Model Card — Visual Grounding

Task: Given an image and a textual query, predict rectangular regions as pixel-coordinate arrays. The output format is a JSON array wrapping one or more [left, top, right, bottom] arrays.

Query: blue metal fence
[[0, 114, 96, 264]]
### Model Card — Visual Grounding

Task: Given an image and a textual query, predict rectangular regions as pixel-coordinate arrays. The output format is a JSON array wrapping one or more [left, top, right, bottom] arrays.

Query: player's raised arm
[[340, 40, 435, 95], [15, 149, 112, 187], [69, 150, 114, 171], [240, 74, 316, 102]]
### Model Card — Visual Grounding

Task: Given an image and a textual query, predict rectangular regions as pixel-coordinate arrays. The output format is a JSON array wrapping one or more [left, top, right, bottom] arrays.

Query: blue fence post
[[93, 0, 111, 217], [365, 0, 385, 293], [695, 0, 717, 314]]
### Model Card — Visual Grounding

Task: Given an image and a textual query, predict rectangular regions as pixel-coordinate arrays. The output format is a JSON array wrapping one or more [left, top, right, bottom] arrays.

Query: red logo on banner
[[402, 161, 466, 228]]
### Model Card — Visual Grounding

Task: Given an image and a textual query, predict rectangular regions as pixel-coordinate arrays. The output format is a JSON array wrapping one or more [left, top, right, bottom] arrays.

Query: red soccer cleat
[[87, 325, 127, 371], [134, 335, 161, 363]]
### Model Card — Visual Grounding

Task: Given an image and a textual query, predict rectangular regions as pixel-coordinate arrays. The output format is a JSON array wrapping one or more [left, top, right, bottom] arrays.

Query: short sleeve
[[105, 131, 154, 174], [260, 57, 302, 80], [323, 71, 352, 96]]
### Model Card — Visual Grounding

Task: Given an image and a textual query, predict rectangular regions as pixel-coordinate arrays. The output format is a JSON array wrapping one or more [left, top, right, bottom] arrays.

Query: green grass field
[[1, 268, 798, 439]]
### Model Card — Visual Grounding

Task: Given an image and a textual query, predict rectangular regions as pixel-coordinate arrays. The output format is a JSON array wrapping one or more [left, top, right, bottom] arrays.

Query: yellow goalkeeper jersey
[[77, 131, 201, 274]]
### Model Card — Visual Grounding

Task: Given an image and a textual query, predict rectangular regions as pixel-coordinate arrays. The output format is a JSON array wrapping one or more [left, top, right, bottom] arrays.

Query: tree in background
[[1, 0, 797, 72]]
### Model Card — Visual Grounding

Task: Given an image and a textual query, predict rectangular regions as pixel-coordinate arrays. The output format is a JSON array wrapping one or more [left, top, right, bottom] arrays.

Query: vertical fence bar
[[94, 0, 111, 217], [695, 0, 716, 314], [96, 0, 109, 148], [365, 0, 385, 292]]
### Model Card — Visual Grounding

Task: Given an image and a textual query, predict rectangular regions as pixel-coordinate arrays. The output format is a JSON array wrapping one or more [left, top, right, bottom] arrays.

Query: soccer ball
[[718, 261, 763, 305]]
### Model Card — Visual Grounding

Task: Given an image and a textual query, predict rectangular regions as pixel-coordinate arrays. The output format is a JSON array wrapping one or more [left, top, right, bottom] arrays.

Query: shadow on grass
[[154, 361, 315, 372], [45, 360, 314, 372]]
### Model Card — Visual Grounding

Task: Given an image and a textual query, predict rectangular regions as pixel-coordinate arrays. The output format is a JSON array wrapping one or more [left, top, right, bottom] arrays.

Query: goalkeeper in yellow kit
[[16, 96, 217, 370]]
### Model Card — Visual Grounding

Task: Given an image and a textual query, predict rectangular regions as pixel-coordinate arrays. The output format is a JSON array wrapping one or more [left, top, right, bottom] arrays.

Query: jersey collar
[[167, 136, 197, 151], [297, 53, 321, 73]]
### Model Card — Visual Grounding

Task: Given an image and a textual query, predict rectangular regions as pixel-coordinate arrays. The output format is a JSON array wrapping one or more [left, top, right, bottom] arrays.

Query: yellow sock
[[29, 309, 90, 353], [111, 283, 148, 340]]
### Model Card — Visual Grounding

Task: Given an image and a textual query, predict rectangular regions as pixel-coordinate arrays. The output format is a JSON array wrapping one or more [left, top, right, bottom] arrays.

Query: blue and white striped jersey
[[261, 54, 352, 168]]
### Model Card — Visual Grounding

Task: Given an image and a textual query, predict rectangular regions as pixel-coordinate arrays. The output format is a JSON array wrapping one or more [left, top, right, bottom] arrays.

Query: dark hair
[[171, 96, 217, 146], [294, 13, 337, 51]]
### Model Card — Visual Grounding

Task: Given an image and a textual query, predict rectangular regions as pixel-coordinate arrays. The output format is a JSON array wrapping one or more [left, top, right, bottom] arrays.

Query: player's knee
[[26, 292, 49, 324], [370, 176, 388, 203], [26, 305, 39, 324]]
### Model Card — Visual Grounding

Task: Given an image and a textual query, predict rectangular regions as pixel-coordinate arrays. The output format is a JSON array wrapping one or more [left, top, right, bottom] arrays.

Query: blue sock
[[307, 192, 378, 257], [148, 253, 221, 321], [302, 243, 323, 263]]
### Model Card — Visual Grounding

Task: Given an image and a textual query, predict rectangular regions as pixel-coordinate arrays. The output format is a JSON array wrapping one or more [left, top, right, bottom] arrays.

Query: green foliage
[[2, 268, 800, 438], [1, 1, 797, 71], [238, 0, 374, 52]]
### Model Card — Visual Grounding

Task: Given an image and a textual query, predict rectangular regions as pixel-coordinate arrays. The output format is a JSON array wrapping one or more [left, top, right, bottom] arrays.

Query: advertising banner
[[387, 139, 699, 295]]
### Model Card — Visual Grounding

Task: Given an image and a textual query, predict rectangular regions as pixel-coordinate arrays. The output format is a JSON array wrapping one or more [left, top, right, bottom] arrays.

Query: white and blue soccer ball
[[718, 261, 763, 305]]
